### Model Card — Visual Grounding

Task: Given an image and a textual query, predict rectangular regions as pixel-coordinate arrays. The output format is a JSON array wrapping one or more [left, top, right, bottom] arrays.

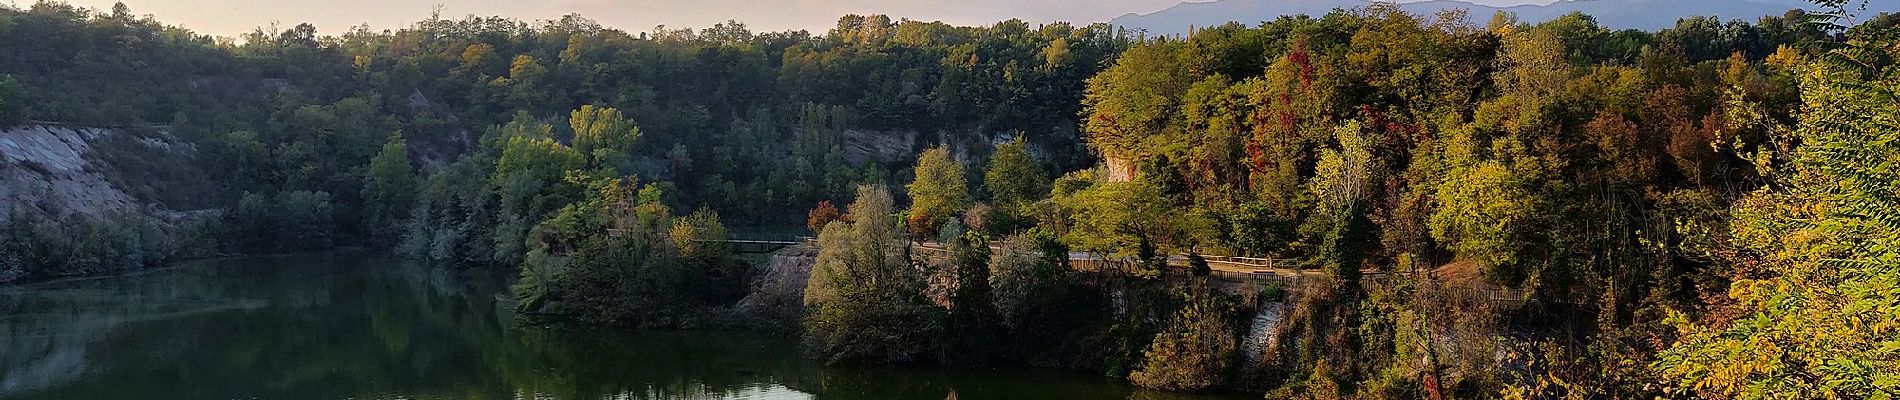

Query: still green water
[[1, 251, 1251, 400]]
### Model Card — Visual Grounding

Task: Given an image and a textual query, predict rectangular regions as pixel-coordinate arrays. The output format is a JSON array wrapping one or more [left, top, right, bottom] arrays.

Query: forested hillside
[[1, 0, 1896, 398], [1055, 3, 1896, 397], [1110, 0, 1900, 34], [0, 1, 1132, 276]]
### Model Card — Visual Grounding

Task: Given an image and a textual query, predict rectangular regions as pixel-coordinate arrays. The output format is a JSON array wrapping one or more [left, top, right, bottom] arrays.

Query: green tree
[[362, 133, 416, 242], [227, 190, 336, 253], [906, 147, 970, 239], [0, 74, 24, 127], [983, 138, 1049, 234], [1056, 178, 1188, 277], [274, 190, 337, 250], [491, 115, 584, 266], [939, 220, 1001, 364], [207, 131, 272, 194], [400, 156, 497, 265], [1309, 121, 1379, 284], [1429, 26, 1564, 285], [804, 185, 939, 364], [226, 192, 275, 252], [1428, 152, 1538, 283], [1083, 41, 1189, 157], [569, 104, 640, 173], [984, 137, 1049, 210]]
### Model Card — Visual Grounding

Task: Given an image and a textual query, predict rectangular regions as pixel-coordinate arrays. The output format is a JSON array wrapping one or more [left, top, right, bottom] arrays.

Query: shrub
[[224, 190, 335, 253], [1129, 284, 1239, 391], [806, 200, 841, 233], [804, 185, 941, 364]]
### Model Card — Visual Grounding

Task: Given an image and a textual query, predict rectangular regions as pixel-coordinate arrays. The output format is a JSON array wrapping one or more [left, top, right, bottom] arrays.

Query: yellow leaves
[[506, 54, 543, 82], [1767, 46, 1801, 71], [568, 105, 639, 170], [1495, 28, 1568, 102], [906, 147, 970, 237], [459, 43, 496, 66], [1658, 27, 1900, 398], [1309, 120, 1375, 213], [1429, 155, 1537, 277]]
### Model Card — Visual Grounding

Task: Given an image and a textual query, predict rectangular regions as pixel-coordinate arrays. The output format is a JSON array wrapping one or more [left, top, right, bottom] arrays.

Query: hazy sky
[[55, 0, 1554, 38]]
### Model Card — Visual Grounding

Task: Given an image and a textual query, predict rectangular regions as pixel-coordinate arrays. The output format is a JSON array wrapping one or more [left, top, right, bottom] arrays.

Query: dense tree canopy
[[0, 1, 1134, 243], [1656, 8, 1900, 396], [3, 0, 1896, 397]]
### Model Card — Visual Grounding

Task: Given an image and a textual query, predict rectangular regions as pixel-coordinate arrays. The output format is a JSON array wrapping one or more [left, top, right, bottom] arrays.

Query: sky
[[52, 0, 1554, 38]]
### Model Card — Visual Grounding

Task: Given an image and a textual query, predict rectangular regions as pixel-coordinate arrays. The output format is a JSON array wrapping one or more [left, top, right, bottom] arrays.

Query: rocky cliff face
[[0, 125, 143, 219], [841, 129, 918, 165], [734, 246, 817, 330], [0, 123, 217, 283], [0, 124, 214, 218]]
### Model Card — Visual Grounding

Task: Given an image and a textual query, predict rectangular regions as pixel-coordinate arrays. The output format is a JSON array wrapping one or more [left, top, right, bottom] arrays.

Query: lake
[[0, 250, 1252, 400]]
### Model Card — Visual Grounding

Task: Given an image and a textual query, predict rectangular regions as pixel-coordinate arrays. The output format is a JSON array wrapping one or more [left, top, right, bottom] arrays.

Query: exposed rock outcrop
[[0, 125, 145, 219], [0, 123, 217, 283], [841, 129, 917, 165], [734, 246, 817, 330]]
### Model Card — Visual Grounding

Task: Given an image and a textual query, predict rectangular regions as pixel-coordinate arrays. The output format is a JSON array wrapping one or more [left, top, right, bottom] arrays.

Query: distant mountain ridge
[[1111, 0, 1895, 35]]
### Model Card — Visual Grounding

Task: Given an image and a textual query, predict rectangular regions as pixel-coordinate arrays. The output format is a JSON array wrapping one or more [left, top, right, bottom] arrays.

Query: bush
[[1129, 284, 1239, 391], [0, 216, 25, 281], [806, 200, 841, 233], [508, 177, 742, 327], [1188, 252, 1211, 276], [991, 231, 1057, 332], [224, 190, 335, 253], [670, 208, 743, 304], [804, 185, 941, 364], [0, 211, 209, 281]]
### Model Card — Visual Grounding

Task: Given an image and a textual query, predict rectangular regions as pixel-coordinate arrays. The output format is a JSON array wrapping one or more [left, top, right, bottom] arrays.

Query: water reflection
[[0, 251, 1245, 400]]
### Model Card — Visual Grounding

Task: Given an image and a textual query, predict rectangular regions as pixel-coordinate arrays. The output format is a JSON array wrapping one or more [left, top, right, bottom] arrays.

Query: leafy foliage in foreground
[[1655, 5, 1900, 396]]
